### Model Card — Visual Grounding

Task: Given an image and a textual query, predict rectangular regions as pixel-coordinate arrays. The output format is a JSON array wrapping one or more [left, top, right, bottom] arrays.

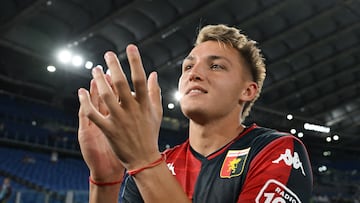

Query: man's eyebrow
[[208, 55, 232, 64], [183, 55, 194, 61], [183, 55, 232, 63]]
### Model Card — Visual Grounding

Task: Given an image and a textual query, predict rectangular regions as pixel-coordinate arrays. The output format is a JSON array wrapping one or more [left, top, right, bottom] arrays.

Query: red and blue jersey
[[121, 124, 313, 203]]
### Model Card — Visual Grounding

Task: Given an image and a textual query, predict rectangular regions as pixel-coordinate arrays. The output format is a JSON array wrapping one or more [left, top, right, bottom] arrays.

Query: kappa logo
[[220, 148, 250, 178], [272, 149, 306, 176], [167, 163, 176, 175], [256, 179, 301, 203]]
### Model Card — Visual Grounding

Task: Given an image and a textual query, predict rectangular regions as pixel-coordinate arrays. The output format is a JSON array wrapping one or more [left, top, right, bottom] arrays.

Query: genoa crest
[[220, 148, 250, 178]]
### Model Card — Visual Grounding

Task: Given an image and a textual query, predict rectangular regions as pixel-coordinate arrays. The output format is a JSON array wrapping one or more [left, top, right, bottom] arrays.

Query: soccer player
[[78, 24, 313, 202]]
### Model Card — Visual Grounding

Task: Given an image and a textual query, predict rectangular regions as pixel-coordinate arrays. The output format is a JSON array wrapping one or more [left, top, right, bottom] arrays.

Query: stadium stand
[[1, 92, 359, 203]]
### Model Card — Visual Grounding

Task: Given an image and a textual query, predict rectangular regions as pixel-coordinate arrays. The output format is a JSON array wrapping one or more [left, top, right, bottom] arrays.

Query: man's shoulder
[[246, 124, 292, 142], [231, 124, 299, 151], [163, 139, 189, 156]]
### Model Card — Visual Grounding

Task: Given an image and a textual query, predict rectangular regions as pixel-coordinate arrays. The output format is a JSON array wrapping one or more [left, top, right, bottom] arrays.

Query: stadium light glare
[[57, 49, 72, 64], [72, 55, 83, 67], [326, 137, 332, 142], [174, 91, 182, 101], [333, 135, 339, 141], [297, 132, 304, 138], [304, 122, 330, 133], [286, 114, 293, 120], [290, 129, 296, 134], [85, 61, 93, 69], [167, 103, 175, 109], [323, 151, 331, 156], [47, 65, 56, 72], [318, 165, 327, 172]]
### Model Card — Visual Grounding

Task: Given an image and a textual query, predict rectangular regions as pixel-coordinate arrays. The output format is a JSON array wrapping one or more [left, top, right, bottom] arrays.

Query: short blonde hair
[[195, 24, 266, 121]]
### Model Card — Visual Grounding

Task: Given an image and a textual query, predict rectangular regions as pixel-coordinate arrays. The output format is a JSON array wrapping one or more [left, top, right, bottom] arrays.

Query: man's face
[[178, 40, 253, 122]]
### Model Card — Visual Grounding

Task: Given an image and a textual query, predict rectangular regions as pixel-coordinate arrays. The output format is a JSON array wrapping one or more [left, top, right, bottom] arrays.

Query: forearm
[[132, 162, 191, 203], [89, 182, 121, 203], [89, 173, 123, 203]]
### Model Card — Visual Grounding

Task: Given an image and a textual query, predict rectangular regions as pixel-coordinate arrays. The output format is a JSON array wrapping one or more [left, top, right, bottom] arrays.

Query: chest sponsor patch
[[256, 179, 301, 203], [220, 148, 250, 178]]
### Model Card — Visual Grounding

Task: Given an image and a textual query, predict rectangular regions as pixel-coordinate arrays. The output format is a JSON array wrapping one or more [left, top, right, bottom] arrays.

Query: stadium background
[[0, 0, 359, 202]]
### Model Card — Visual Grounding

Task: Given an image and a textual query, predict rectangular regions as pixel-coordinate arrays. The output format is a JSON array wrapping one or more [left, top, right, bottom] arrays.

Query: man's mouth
[[186, 87, 208, 95]]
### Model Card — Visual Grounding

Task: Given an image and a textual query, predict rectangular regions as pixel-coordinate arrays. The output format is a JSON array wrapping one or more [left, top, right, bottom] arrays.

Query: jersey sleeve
[[238, 135, 313, 203]]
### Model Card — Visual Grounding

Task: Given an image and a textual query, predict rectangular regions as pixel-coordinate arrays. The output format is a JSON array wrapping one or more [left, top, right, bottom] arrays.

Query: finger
[[148, 72, 162, 116], [90, 79, 100, 110], [104, 51, 132, 106], [104, 72, 118, 100], [91, 66, 119, 114], [126, 44, 148, 103], [78, 88, 107, 130], [90, 79, 109, 116], [99, 73, 114, 115], [78, 89, 91, 130]]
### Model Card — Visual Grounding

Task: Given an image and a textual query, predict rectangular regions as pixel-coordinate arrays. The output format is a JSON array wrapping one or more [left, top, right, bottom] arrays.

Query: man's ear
[[239, 82, 258, 103]]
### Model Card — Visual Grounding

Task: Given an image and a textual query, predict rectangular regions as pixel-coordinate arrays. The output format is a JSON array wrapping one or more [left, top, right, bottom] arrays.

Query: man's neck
[[188, 117, 244, 157]]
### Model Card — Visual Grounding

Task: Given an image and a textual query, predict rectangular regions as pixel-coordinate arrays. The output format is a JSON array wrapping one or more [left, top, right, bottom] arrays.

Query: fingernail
[[104, 52, 111, 61], [104, 52, 118, 62], [106, 69, 111, 75], [92, 65, 103, 74], [127, 44, 138, 53], [97, 65, 103, 71], [152, 71, 158, 82], [78, 88, 83, 97], [154, 71, 158, 80]]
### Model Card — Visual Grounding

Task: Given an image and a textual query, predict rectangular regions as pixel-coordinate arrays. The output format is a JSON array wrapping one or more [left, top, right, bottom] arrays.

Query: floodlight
[[72, 55, 83, 67], [85, 61, 93, 69], [47, 65, 56, 72], [57, 49, 72, 64]]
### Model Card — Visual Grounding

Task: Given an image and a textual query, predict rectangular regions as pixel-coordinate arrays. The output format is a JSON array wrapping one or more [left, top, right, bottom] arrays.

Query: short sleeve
[[238, 135, 313, 202]]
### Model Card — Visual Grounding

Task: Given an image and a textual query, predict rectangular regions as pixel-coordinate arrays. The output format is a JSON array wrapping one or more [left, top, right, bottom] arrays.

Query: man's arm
[[121, 162, 190, 203], [90, 182, 122, 203], [78, 77, 125, 203], [79, 46, 191, 202]]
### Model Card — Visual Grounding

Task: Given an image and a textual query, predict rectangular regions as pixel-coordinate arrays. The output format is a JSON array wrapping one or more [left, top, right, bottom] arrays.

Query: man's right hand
[[78, 75, 124, 183]]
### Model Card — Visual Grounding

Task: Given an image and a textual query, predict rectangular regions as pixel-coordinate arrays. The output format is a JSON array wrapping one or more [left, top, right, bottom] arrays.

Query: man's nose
[[189, 63, 204, 81]]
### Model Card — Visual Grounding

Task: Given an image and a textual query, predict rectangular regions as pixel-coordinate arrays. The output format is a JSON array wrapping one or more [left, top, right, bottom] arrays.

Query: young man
[[78, 24, 313, 202]]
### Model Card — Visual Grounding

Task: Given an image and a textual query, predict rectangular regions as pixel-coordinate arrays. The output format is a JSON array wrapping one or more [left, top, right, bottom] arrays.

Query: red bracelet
[[128, 153, 166, 176], [89, 176, 122, 186]]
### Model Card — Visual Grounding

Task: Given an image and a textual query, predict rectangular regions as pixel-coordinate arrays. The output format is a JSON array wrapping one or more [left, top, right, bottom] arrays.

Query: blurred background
[[0, 0, 359, 202]]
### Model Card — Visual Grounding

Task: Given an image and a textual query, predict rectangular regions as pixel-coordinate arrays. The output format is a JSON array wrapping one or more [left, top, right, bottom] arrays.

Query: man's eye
[[183, 65, 193, 70], [210, 64, 223, 70]]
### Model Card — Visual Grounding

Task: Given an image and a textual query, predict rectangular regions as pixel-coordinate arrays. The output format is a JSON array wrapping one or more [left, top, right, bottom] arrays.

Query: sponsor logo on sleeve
[[272, 149, 306, 176], [256, 179, 301, 203], [220, 148, 250, 178]]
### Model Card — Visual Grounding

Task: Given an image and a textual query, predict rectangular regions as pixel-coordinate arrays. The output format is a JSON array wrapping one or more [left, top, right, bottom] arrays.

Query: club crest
[[220, 148, 250, 178]]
